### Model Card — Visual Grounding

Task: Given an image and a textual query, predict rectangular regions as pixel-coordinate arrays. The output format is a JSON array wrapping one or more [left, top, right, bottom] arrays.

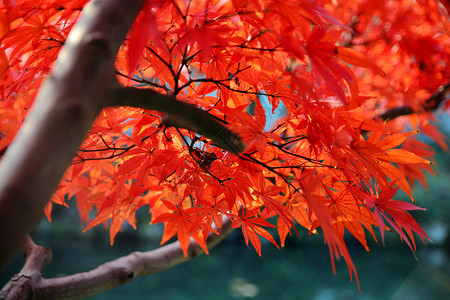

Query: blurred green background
[[2, 119, 450, 300]]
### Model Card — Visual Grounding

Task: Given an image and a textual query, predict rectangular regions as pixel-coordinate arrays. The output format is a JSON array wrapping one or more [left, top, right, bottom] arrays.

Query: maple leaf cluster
[[1, 0, 448, 283]]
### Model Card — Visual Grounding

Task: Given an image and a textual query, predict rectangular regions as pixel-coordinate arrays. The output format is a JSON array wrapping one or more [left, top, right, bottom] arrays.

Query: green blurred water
[[1, 149, 450, 300], [2, 225, 449, 300]]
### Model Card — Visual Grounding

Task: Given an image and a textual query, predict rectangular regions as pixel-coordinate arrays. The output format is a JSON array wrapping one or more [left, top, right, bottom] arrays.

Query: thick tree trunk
[[0, 0, 146, 271]]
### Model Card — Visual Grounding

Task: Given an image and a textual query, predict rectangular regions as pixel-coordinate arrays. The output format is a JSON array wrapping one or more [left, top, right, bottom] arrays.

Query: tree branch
[[1, 219, 233, 300], [0, 0, 245, 273], [379, 82, 450, 121], [0, 235, 52, 300], [0, 0, 146, 271], [111, 86, 245, 154]]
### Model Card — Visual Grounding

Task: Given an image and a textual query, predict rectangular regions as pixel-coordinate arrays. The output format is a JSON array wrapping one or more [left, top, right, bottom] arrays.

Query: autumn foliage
[[0, 0, 449, 285]]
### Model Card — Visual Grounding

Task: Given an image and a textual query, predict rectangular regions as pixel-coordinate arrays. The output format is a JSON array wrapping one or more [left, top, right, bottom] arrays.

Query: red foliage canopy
[[1, 0, 449, 285]]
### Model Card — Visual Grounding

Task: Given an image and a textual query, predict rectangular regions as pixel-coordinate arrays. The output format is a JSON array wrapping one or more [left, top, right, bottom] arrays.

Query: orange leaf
[[0, 49, 9, 77], [127, 1, 162, 76], [381, 149, 433, 165], [376, 131, 418, 150], [335, 46, 385, 75], [378, 161, 413, 201], [0, 10, 9, 41]]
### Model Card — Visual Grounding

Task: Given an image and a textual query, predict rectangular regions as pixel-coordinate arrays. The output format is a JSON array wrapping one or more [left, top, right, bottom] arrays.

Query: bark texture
[[0, 0, 242, 272], [0, 0, 146, 270], [0, 220, 233, 300]]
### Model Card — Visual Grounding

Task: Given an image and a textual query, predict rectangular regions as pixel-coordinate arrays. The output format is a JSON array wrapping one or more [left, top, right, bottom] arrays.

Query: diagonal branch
[[1, 219, 233, 300], [110, 86, 245, 154]]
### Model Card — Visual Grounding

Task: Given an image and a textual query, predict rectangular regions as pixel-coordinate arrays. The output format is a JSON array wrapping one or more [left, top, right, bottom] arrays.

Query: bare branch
[[0, 236, 52, 300], [110, 86, 246, 154], [1, 219, 233, 300]]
